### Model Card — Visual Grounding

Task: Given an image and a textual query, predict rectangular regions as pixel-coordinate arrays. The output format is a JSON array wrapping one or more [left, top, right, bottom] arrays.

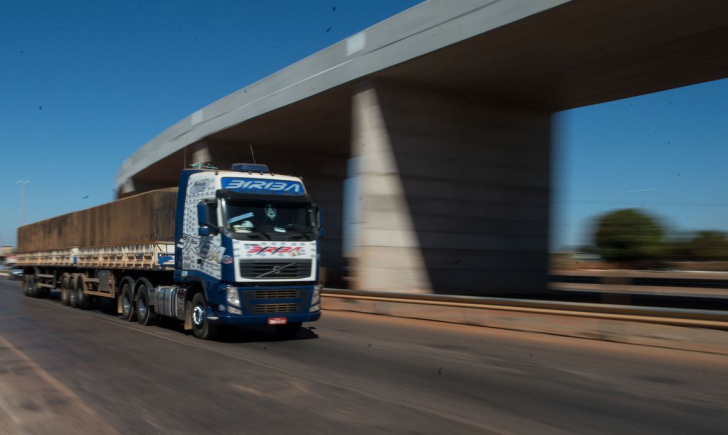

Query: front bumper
[[212, 312, 321, 325], [209, 284, 321, 325]]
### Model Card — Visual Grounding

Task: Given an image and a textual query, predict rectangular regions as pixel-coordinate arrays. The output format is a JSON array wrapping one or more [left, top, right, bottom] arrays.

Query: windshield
[[222, 198, 315, 240]]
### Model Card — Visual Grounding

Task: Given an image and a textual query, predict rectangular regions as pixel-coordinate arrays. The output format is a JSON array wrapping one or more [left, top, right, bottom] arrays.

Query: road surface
[[0, 278, 726, 434]]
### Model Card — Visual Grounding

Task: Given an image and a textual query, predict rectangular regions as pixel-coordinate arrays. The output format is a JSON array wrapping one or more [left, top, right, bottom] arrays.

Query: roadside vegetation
[[554, 208, 728, 271]]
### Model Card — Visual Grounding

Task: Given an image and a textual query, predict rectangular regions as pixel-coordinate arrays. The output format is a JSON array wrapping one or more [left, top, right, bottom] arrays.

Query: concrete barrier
[[323, 295, 728, 355]]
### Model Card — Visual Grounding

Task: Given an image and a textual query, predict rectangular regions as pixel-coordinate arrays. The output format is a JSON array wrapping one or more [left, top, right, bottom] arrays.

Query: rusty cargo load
[[16, 188, 178, 270], [17, 187, 177, 254]]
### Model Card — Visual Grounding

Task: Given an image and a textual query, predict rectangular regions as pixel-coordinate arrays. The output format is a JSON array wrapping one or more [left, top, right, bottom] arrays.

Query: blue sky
[[1, 0, 727, 251], [554, 79, 728, 250]]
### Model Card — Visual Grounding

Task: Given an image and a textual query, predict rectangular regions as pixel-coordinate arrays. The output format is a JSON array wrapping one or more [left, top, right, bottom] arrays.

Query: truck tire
[[28, 274, 38, 298], [60, 274, 71, 306], [191, 292, 218, 340], [69, 276, 80, 308], [22, 275, 31, 297], [275, 322, 302, 339], [76, 276, 92, 310], [119, 280, 136, 322], [136, 279, 158, 326]]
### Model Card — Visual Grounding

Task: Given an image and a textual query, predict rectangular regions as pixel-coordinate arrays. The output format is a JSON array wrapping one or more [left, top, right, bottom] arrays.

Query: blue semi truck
[[16, 164, 323, 339]]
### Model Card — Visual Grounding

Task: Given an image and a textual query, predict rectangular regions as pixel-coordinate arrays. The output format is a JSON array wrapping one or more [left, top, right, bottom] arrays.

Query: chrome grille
[[255, 289, 299, 299], [254, 303, 299, 314], [239, 259, 312, 279]]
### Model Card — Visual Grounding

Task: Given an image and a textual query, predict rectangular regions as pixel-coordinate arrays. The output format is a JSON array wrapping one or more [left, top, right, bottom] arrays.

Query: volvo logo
[[256, 262, 296, 278]]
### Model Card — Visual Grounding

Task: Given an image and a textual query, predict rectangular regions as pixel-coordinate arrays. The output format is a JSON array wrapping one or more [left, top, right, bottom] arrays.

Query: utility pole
[[17, 180, 29, 227]]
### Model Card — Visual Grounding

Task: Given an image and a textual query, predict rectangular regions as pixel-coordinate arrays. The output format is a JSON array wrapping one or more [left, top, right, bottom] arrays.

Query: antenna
[[249, 144, 256, 164]]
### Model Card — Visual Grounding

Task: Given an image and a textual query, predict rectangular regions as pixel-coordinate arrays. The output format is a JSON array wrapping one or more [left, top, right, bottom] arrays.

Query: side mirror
[[314, 206, 325, 239]]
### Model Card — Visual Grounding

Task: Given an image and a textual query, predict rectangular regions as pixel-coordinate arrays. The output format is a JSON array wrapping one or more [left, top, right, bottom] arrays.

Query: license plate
[[268, 317, 287, 325]]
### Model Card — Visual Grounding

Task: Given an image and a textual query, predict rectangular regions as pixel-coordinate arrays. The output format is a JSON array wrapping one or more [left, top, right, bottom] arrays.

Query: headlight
[[226, 286, 240, 307], [312, 284, 322, 306], [309, 303, 320, 312]]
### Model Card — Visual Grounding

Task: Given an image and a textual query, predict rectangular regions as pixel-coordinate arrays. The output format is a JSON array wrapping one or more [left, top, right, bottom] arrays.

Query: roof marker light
[[231, 163, 269, 173]]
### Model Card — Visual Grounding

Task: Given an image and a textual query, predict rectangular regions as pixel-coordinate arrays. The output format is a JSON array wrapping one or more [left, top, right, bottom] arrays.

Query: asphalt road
[[0, 279, 727, 435]]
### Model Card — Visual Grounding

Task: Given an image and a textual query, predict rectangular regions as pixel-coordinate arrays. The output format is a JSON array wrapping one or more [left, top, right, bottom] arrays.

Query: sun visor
[[216, 189, 312, 203]]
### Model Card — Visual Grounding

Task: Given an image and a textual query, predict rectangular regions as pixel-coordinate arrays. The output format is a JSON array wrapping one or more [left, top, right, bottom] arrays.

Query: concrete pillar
[[120, 178, 136, 196], [350, 86, 432, 293], [191, 141, 214, 167], [350, 82, 551, 296], [118, 177, 175, 198]]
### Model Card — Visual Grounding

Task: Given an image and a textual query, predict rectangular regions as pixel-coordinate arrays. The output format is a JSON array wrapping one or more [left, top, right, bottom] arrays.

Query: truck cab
[[173, 163, 323, 338]]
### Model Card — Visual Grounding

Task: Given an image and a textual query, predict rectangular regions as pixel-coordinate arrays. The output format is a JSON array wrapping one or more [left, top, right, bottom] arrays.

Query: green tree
[[594, 209, 664, 264], [684, 231, 728, 261]]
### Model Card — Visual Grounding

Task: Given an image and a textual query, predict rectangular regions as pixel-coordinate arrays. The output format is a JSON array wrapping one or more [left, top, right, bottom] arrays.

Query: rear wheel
[[191, 292, 218, 340], [22, 275, 30, 296], [275, 322, 302, 339], [77, 276, 92, 310], [136, 279, 158, 326], [69, 276, 79, 308], [119, 280, 135, 322], [60, 274, 71, 306], [28, 274, 38, 298]]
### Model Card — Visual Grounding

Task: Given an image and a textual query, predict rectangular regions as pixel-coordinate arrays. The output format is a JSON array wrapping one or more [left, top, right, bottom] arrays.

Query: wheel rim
[[138, 296, 147, 319], [192, 304, 205, 328], [122, 294, 131, 315]]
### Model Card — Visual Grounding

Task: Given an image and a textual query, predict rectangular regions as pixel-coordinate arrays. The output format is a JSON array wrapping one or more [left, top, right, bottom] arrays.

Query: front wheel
[[191, 293, 218, 340], [275, 322, 302, 339]]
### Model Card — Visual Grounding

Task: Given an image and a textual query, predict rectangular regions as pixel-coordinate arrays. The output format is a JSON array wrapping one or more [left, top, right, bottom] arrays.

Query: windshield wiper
[[285, 224, 312, 241], [247, 230, 271, 240]]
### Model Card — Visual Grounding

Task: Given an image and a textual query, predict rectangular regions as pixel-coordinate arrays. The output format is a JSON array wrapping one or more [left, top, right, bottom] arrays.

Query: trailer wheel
[[275, 322, 302, 339], [76, 276, 92, 310], [191, 292, 218, 340], [119, 281, 136, 322], [69, 276, 79, 308], [22, 275, 30, 296], [136, 280, 158, 326], [28, 274, 38, 298], [60, 274, 71, 306]]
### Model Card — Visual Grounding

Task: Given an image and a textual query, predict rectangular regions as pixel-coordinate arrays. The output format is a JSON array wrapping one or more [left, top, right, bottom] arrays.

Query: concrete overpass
[[116, 0, 728, 295]]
